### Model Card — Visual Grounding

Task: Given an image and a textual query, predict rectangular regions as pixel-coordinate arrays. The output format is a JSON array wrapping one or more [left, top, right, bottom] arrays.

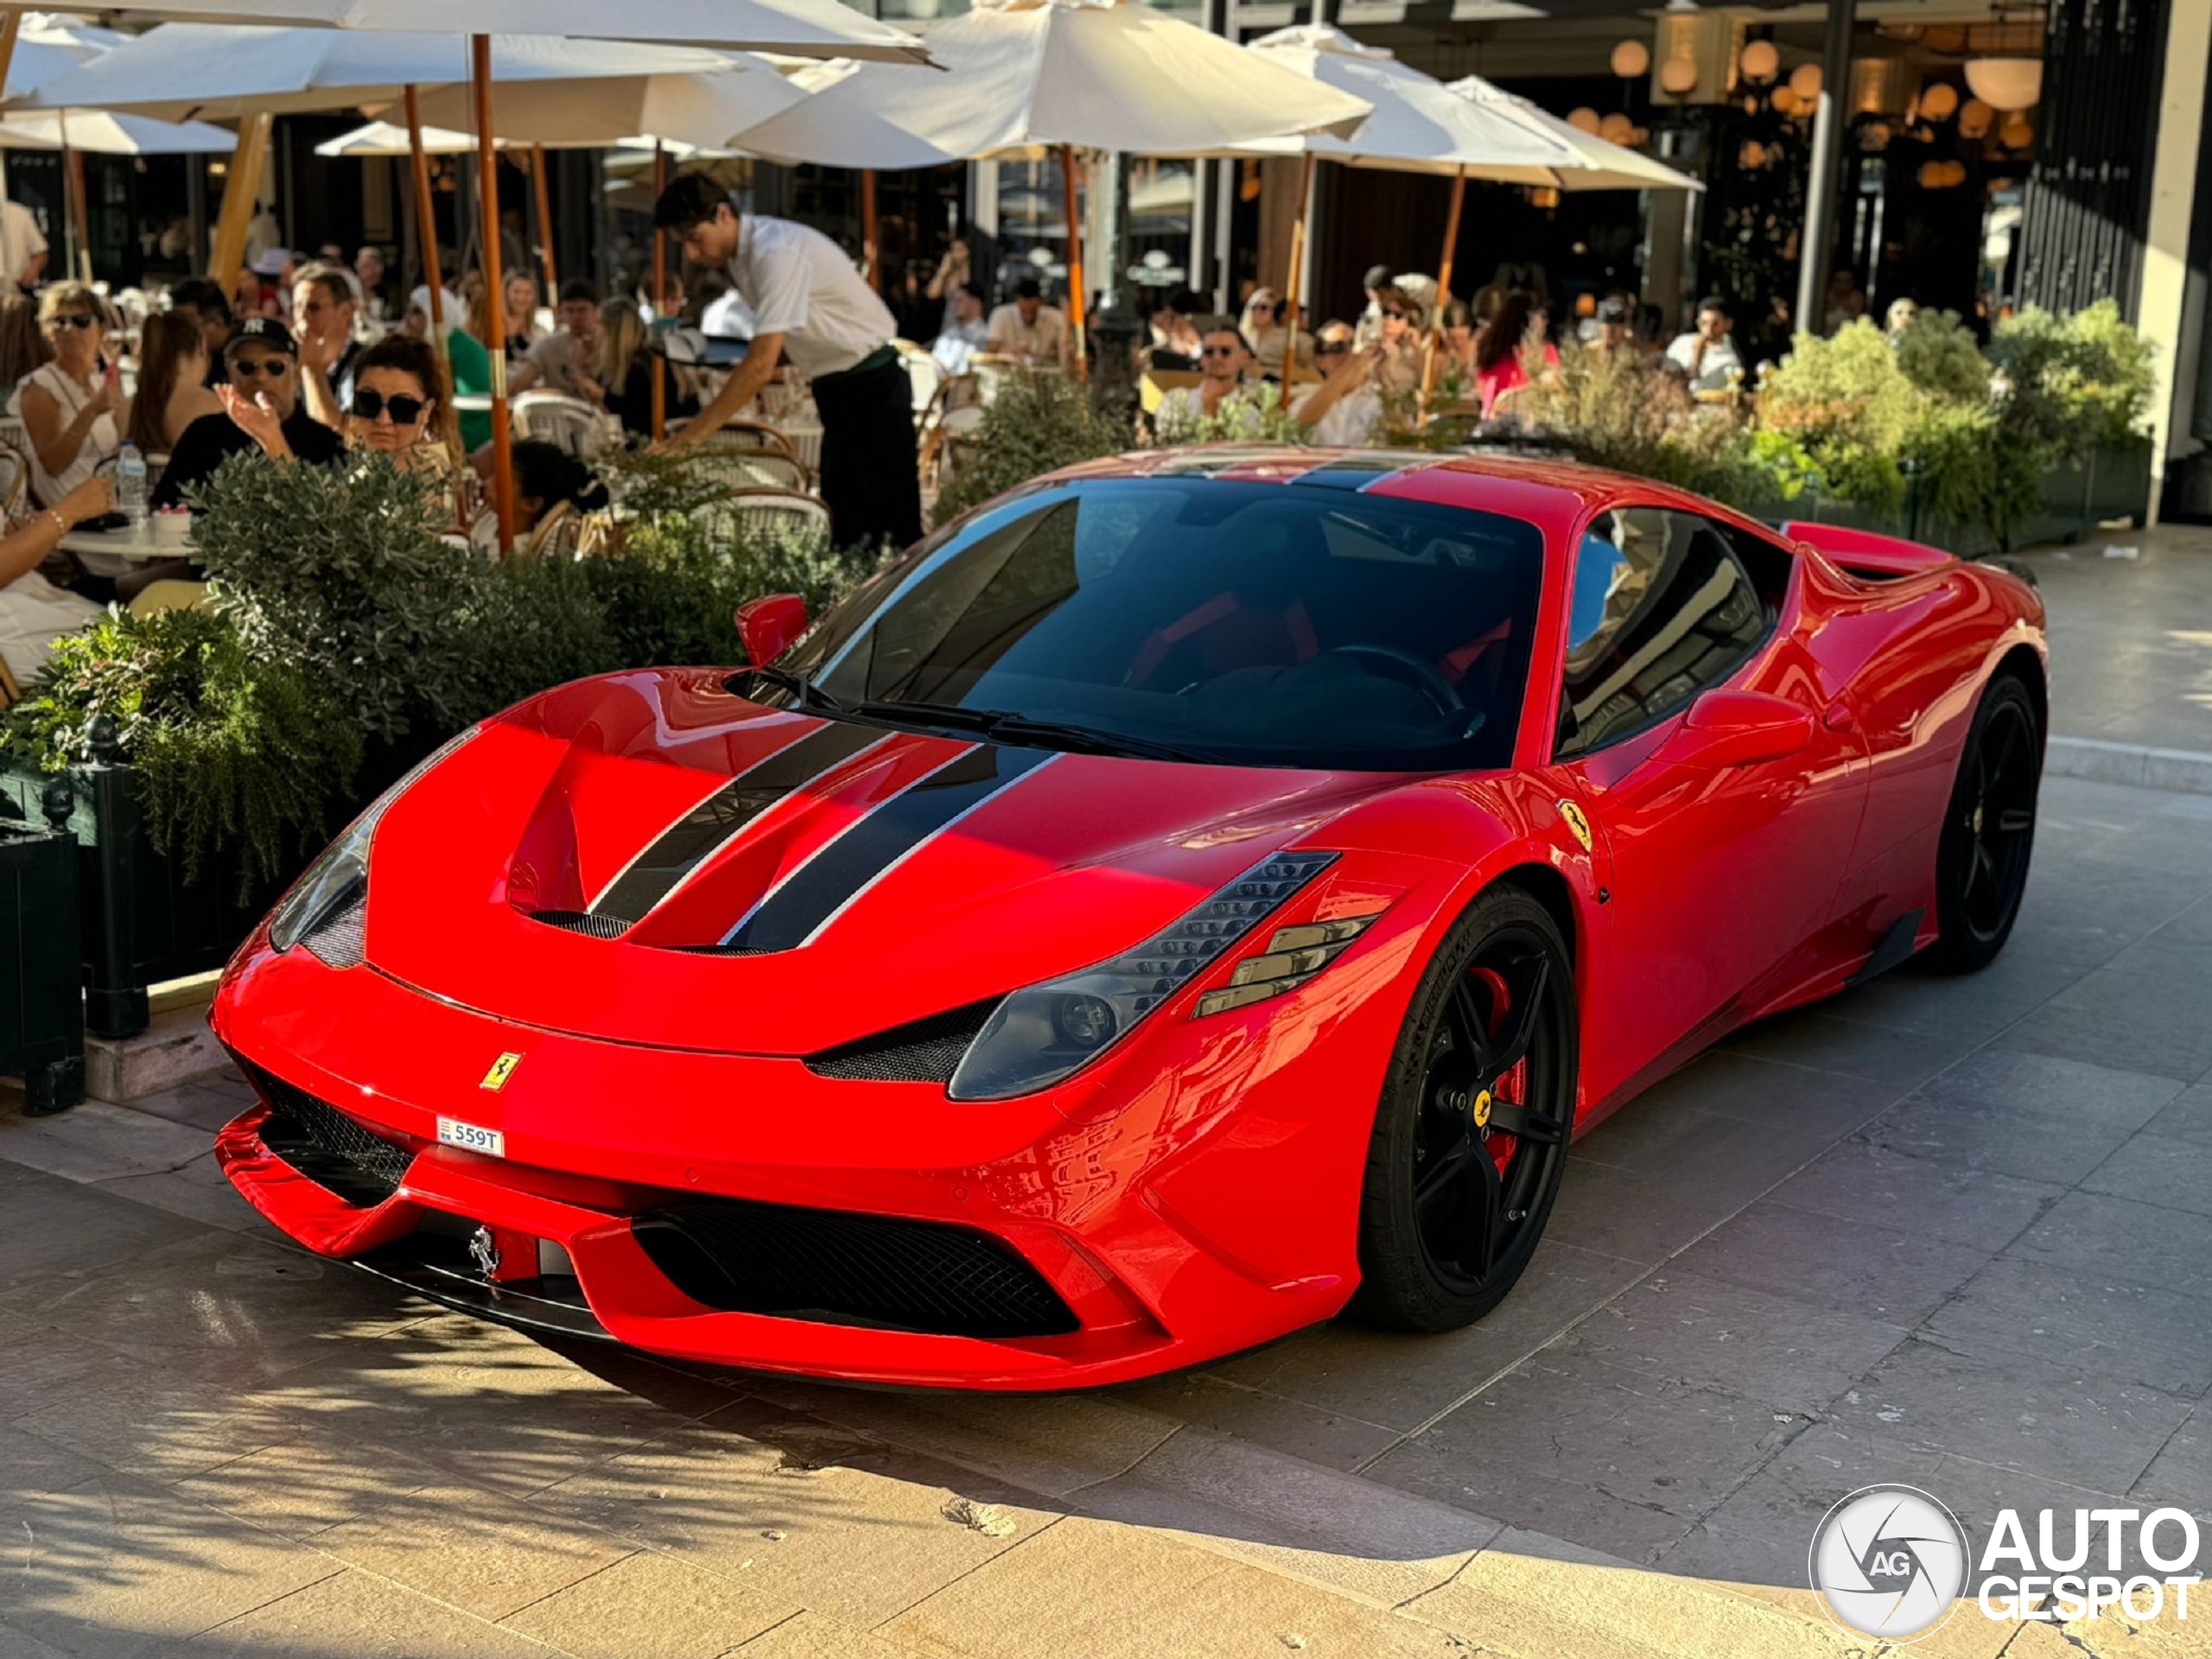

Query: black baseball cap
[[224, 316, 297, 359]]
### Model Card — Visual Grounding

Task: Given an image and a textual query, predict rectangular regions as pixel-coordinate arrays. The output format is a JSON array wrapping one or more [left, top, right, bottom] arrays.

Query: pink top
[[1477, 342, 1560, 419]]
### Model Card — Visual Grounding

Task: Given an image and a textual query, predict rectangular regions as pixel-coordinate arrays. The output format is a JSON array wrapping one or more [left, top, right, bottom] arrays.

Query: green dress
[[447, 328, 493, 453]]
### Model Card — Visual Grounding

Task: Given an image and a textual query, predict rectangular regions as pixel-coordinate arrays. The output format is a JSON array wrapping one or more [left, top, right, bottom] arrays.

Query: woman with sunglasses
[[10, 283, 125, 509], [340, 333, 459, 520], [1238, 288, 1310, 380]]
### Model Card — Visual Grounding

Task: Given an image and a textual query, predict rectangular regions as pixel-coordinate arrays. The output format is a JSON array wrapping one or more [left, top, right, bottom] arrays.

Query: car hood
[[362, 669, 1431, 1055]]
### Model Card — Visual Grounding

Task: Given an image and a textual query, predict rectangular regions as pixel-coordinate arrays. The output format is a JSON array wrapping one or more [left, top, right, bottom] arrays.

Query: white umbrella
[[405, 56, 810, 152], [728, 0, 1371, 370], [0, 0, 926, 63], [0, 111, 236, 151], [1445, 76, 1704, 194], [15, 26, 747, 123], [316, 117, 734, 159]]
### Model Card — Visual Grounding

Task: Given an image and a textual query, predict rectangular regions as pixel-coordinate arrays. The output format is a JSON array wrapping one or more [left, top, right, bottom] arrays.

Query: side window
[[1555, 507, 1773, 757]]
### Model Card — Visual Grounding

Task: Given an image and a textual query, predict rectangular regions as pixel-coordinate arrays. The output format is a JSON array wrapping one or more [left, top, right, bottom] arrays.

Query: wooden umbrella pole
[[860, 168, 879, 292], [1276, 151, 1315, 412], [207, 110, 271, 285], [1419, 166, 1466, 417], [530, 143, 556, 291], [402, 86, 447, 352], [0, 15, 20, 108], [1059, 144, 1086, 377], [61, 114, 88, 283], [472, 35, 514, 554], [650, 143, 666, 442]]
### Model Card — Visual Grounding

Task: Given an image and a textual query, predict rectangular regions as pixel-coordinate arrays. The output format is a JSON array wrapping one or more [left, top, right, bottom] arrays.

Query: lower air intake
[[804, 1002, 996, 1084], [632, 1196, 1078, 1338], [233, 1054, 413, 1205]]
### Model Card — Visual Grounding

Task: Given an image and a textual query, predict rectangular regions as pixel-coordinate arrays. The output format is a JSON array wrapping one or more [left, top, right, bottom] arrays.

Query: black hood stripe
[[589, 721, 889, 924], [721, 745, 1058, 953]]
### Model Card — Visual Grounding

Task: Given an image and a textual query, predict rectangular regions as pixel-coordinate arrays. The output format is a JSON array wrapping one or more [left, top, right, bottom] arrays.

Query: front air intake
[[632, 1196, 1078, 1338], [804, 1002, 996, 1084], [233, 1054, 413, 1206]]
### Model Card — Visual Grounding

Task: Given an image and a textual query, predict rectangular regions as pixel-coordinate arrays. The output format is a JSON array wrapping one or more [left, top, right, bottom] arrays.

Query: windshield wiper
[[851, 700, 1226, 766], [737, 664, 852, 717]]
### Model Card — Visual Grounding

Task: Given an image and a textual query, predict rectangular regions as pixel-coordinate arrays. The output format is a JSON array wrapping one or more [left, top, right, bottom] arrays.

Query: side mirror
[[1654, 689, 1816, 771], [734, 593, 809, 667]]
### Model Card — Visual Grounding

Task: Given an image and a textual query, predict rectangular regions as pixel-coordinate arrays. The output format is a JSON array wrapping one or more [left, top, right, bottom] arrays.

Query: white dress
[[0, 570, 99, 689], [9, 361, 119, 505]]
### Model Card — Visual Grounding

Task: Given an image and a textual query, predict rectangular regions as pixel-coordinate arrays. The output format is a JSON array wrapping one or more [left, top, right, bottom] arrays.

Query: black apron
[[810, 345, 923, 553]]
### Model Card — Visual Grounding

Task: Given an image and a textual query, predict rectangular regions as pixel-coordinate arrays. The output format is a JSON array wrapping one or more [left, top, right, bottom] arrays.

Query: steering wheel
[[1314, 644, 1469, 720]]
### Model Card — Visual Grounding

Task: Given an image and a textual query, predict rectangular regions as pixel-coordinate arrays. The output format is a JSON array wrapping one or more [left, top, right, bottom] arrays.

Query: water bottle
[[116, 443, 148, 531]]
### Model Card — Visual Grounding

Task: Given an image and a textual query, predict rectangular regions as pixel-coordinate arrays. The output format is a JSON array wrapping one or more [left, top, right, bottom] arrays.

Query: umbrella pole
[[651, 143, 666, 443], [1277, 151, 1315, 413], [207, 111, 271, 286], [60, 115, 88, 284], [403, 86, 448, 349], [472, 35, 515, 555], [1420, 165, 1466, 419], [530, 143, 556, 292], [860, 168, 879, 292], [1059, 144, 1086, 378]]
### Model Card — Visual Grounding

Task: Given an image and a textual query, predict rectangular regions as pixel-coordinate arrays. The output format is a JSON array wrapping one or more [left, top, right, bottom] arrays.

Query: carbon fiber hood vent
[[524, 908, 632, 939], [804, 1001, 997, 1084]]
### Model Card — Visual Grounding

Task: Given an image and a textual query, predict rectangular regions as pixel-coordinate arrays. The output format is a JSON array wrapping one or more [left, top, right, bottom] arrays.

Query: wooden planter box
[[0, 763, 296, 1042], [0, 809, 85, 1113]]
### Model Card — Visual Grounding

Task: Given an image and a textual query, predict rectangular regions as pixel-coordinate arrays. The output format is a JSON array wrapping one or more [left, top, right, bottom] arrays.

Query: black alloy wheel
[[1929, 672, 2041, 973], [1351, 886, 1578, 1332]]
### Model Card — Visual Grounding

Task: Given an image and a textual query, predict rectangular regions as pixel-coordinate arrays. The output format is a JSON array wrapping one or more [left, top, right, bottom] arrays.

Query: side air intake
[[804, 1002, 997, 1084]]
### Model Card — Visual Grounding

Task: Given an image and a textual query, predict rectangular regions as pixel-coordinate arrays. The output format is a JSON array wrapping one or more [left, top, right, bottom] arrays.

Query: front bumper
[[211, 929, 1413, 1389]]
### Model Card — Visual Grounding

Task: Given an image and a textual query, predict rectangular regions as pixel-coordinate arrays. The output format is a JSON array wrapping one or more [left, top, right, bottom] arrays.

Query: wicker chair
[[512, 390, 616, 461], [677, 448, 811, 495], [694, 487, 831, 541]]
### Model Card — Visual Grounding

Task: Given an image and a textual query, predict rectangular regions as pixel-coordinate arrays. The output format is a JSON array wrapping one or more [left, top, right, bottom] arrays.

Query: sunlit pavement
[[3, 545, 2211, 1656]]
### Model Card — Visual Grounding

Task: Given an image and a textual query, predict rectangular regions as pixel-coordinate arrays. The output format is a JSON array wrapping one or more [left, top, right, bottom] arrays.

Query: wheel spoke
[[1968, 841, 1997, 898], [1448, 977, 1494, 1077], [1484, 1098, 1565, 1146], [1414, 1124, 1478, 1214], [1471, 1138, 1504, 1281], [1486, 952, 1552, 1079]]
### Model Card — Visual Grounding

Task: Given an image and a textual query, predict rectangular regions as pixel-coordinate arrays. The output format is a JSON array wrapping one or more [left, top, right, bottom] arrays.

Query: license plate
[[437, 1116, 505, 1158]]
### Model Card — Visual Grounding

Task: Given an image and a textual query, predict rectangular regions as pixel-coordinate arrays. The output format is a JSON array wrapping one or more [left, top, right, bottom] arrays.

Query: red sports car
[[211, 449, 2046, 1389]]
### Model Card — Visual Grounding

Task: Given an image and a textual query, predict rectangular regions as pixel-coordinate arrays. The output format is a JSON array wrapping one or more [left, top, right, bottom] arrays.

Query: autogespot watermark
[[1808, 1484, 2203, 1642]]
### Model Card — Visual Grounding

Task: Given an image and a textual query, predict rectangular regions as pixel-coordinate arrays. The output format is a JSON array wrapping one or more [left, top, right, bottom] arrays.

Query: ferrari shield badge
[[480, 1052, 524, 1092], [1556, 799, 1593, 854]]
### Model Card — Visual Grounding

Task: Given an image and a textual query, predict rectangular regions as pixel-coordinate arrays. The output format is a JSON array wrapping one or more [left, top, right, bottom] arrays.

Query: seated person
[[509, 277, 606, 403], [1153, 318, 1266, 442], [151, 318, 346, 510], [1664, 295, 1745, 392], [986, 278, 1067, 370], [1294, 322, 1385, 447], [471, 440, 611, 551], [0, 477, 113, 688], [932, 282, 989, 376]]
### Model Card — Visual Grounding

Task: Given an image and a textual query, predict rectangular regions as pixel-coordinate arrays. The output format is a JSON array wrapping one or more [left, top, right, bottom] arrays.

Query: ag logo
[[1555, 798, 1592, 853], [1809, 1484, 1971, 1643], [480, 1051, 524, 1092]]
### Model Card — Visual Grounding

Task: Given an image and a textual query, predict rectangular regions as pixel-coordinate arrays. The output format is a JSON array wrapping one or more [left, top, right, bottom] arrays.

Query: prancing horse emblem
[[469, 1225, 502, 1279], [480, 1051, 523, 1091], [1556, 799, 1593, 853]]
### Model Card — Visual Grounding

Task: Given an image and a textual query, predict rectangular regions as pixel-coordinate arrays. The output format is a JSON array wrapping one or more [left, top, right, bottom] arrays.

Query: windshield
[[771, 478, 1547, 772]]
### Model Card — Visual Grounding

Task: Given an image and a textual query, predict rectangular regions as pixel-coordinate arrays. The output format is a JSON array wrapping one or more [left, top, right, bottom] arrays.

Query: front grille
[[804, 1002, 996, 1084], [234, 1055, 414, 1206], [524, 908, 631, 939], [632, 1196, 1078, 1338]]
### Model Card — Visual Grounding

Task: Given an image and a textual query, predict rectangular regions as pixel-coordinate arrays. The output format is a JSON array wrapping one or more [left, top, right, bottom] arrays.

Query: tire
[[1348, 885, 1578, 1332], [1926, 671, 2041, 974]]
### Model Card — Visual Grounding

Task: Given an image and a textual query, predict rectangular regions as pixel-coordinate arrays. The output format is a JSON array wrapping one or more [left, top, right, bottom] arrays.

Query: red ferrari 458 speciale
[[212, 448, 2046, 1389]]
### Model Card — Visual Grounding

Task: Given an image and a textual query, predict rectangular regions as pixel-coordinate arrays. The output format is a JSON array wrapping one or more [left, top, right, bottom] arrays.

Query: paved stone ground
[[2024, 523, 2212, 752], [3, 544, 2211, 1656]]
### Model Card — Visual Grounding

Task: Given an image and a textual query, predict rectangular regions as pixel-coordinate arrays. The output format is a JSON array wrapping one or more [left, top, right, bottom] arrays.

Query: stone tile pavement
[[3, 772, 2209, 1656]]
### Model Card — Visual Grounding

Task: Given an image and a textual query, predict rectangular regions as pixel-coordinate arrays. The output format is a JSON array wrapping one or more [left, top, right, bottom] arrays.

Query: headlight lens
[[947, 850, 1338, 1102], [268, 725, 483, 958]]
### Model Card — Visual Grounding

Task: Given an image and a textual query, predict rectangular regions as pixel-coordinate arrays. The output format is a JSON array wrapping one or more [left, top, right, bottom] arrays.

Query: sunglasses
[[229, 356, 293, 378], [1382, 309, 1409, 321], [353, 389, 428, 423], [47, 314, 97, 331], [1201, 344, 1240, 358]]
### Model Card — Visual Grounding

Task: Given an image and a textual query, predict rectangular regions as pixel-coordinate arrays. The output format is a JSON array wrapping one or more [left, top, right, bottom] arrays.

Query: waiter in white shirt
[[652, 174, 922, 551]]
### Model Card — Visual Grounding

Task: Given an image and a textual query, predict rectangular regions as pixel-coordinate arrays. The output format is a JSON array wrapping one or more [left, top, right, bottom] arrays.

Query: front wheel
[[1349, 886, 1578, 1332], [1926, 671, 2041, 974]]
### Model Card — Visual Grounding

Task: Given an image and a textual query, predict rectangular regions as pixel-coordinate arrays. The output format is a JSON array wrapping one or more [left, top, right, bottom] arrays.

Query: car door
[[1545, 505, 1869, 1103]]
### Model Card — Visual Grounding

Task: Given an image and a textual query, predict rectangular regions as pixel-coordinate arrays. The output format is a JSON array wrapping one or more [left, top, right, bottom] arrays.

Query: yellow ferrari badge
[[480, 1052, 524, 1092], [1472, 1089, 1493, 1129], [1556, 799, 1593, 854]]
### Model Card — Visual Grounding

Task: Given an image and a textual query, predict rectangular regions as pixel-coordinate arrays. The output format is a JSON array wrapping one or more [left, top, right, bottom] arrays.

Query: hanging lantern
[[1959, 98, 1995, 139], [1917, 161, 1946, 189], [1611, 39, 1651, 79], [1771, 86, 1799, 116], [1740, 39, 1781, 83], [1789, 63, 1822, 102], [1920, 81, 1960, 120], [2000, 112, 2036, 149], [1567, 107, 1602, 135], [1599, 111, 1636, 144], [1741, 140, 1768, 168], [1659, 56, 1700, 97], [1964, 58, 2042, 111]]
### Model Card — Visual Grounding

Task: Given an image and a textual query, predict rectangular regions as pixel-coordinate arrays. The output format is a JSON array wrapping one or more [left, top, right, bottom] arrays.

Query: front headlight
[[268, 725, 483, 960], [947, 850, 1341, 1102]]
